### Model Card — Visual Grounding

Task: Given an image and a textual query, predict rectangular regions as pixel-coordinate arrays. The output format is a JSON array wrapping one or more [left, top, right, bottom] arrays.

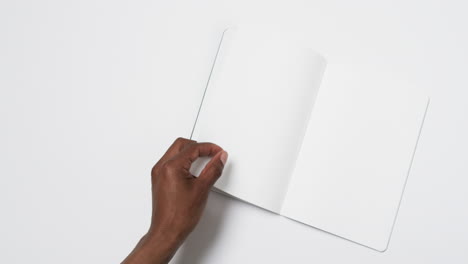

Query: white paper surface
[[281, 81, 429, 251], [192, 26, 428, 250], [191, 27, 326, 212]]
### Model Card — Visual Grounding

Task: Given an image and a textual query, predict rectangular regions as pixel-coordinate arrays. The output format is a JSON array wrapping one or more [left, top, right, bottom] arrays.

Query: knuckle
[[151, 165, 163, 183], [184, 143, 199, 155], [151, 161, 164, 176], [175, 137, 186, 144], [151, 164, 159, 175], [161, 160, 176, 174], [174, 137, 196, 150], [152, 159, 164, 171], [187, 142, 198, 149]]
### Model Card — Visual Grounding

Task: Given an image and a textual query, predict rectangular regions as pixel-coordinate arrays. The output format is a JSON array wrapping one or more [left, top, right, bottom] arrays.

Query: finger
[[198, 150, 228, 187], [159, 137, 196, 163], [171, 142, 223, 169]]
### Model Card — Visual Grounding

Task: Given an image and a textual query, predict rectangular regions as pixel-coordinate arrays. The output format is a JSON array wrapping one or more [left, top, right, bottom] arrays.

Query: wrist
[[122, 230, 182, 264], [146, 227, 183, 252], [148, 226, 186, 262]]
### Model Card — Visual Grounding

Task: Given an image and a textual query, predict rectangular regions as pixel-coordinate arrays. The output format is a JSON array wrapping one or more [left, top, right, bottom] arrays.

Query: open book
[[189, 27, 429, 251]]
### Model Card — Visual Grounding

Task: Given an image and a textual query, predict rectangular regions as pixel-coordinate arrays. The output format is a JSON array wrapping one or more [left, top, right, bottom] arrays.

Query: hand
[[122, 137, 228, 264]]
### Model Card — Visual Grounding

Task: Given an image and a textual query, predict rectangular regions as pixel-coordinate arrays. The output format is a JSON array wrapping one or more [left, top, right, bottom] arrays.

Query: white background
[[1, 0, 467, 263]]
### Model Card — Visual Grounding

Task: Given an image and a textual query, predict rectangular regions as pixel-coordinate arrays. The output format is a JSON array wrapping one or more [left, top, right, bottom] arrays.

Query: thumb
[[198, 150, 228, 187]]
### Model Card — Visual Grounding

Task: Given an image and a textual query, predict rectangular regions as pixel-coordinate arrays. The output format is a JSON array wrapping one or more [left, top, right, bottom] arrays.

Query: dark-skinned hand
[[122, 137, 228, 264]]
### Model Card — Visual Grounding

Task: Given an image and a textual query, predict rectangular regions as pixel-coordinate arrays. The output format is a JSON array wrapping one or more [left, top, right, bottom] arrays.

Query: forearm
[[122, 230, 181, 264]]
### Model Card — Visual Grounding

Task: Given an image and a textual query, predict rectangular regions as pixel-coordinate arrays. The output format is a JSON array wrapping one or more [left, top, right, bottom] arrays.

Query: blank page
[[281, 82, 429, 251], [191, 27, 326, 212]]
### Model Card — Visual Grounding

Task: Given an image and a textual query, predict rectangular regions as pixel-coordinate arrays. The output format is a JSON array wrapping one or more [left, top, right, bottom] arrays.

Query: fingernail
[[220, 151, 228, 165]]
